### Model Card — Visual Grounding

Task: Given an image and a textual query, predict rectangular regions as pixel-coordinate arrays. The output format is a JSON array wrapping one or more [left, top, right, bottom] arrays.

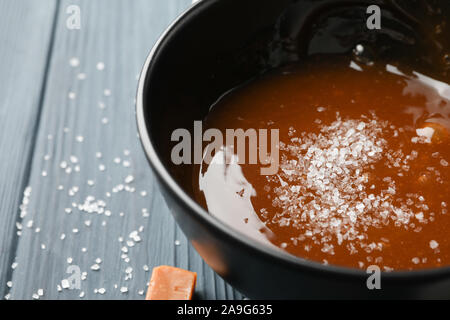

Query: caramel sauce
[[192, 57, 450, 271]]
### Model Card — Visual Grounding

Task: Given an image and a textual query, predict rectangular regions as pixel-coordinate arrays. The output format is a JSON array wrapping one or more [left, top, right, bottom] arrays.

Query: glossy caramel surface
[[193, 57, 450, 271]]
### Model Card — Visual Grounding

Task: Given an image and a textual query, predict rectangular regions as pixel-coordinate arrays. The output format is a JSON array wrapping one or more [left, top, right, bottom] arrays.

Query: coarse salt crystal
[[69, 57, 80, 67], [61, 279, 70, 289], [96, 62, 105, 70], [430, 240, 439, 249]]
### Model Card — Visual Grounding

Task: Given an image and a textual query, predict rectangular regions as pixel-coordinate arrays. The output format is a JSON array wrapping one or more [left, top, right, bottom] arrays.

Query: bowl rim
[[136, 0, 450, 282]]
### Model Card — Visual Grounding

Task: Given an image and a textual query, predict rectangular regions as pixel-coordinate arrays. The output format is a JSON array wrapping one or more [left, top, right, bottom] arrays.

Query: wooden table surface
[[0, 0, 242, 300]]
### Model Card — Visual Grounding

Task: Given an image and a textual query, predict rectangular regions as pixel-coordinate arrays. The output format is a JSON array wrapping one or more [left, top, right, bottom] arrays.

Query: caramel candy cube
[[145, 266, 197, 300]]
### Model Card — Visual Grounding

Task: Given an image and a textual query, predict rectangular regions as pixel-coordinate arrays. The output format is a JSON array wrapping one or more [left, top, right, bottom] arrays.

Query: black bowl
[[137, 0, 450, 299]]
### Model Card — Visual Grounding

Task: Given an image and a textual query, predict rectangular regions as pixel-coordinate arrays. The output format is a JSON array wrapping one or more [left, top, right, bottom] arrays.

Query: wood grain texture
[[5, 0, 242, 300], [0, 0, 57, 298]]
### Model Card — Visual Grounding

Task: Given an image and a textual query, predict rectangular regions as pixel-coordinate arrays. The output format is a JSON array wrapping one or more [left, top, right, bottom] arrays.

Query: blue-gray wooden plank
[[0, 0, 58, 298], [6, 0, 242, 300]]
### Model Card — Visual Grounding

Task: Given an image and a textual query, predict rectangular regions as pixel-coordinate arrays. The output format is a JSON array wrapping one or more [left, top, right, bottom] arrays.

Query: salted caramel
[[193, 56, 450, 271]]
